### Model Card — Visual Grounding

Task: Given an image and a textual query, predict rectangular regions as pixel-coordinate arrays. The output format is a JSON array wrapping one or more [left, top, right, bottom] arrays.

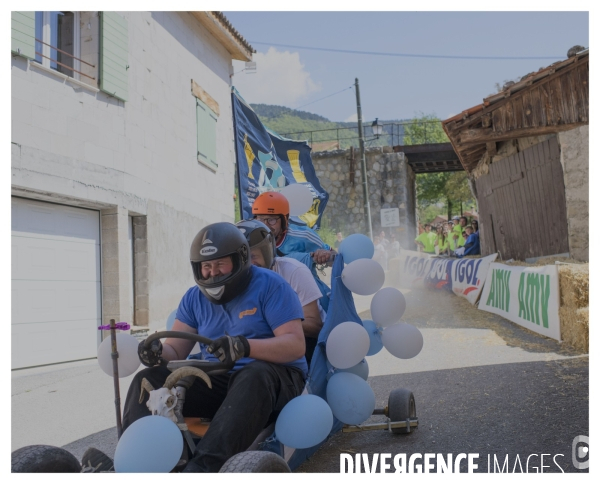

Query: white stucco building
[[11, 11, 253, 369]]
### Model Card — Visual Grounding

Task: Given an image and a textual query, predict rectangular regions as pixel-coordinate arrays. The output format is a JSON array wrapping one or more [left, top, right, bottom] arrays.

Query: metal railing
[[280, 120, 445, 150], [35, 38, 96, 80]]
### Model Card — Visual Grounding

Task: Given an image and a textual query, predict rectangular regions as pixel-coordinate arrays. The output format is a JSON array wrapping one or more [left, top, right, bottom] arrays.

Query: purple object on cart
[[97, 322, 131, 331]]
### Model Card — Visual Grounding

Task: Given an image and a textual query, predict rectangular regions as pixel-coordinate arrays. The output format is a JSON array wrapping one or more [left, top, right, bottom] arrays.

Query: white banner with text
[[478, 263, 561, 341]]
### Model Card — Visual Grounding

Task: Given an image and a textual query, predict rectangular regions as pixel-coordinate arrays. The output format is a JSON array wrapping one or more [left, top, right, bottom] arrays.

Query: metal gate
[[475, 136, 569, 261]]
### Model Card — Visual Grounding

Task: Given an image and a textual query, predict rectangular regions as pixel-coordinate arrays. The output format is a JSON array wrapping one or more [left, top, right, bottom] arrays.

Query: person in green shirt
[[452, 216, 467, 248], [434, 225, 449, 255], [415, 224, 436, 253]]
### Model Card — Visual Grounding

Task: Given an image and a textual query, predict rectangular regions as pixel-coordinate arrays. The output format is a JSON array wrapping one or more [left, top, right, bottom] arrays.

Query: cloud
[[232, 47, 321, 106], [344, 113, 358, 122]]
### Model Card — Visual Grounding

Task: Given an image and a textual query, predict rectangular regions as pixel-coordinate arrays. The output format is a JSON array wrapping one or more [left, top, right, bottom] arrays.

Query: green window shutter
[[196, 99, 218, 171], [11, 11, 35, 60], [100, 12, 128, 102]]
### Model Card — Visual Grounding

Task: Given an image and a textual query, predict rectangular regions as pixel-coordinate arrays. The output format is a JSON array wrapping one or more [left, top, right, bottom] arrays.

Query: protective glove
[[137, 338, 163, 367], [207, 334, 250, 365]]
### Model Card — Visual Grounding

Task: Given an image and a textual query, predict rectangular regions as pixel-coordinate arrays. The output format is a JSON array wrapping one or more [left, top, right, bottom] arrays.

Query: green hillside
[[250, 103, 408, 150]]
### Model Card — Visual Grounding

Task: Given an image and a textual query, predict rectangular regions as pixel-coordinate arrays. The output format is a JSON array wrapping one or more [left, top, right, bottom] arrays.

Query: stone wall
[[558, 125, 589, 262], [312, 147, 417, 250]]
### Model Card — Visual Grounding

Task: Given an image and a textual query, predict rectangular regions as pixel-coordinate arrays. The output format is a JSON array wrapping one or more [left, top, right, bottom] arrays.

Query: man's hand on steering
[[312, 248, 336, 266], [207, 334, 250, 366], [137, 338, 163, 367]]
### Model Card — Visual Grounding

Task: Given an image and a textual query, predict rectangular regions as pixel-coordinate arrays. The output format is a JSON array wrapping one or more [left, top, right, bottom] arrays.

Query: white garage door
[[12, 198, 101, 369]]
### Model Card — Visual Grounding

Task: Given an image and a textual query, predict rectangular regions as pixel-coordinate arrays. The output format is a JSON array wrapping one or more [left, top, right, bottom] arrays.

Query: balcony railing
[[35, 38, 96, 80]]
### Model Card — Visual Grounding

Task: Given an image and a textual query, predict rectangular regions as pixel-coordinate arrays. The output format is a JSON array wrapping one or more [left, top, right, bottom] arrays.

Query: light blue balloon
[[339, 234, 374, 264], [362, 319, 384, 356], [166, 310, 177, 331], [336, 358, 369, 380], [275, 394, 333, 449], [326, 372, 376, 425], [114, 416, 183, 473]]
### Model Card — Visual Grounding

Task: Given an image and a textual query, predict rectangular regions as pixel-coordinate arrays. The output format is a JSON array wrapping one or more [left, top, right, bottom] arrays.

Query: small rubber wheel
[[219, 451, 291, 473], [388, 388, 417, 435], [11, 445, 82, 473]]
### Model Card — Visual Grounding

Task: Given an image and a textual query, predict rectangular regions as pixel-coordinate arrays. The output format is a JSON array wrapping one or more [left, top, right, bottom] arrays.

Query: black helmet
[[190, 222, 251, 305], [236, 219, 276, 269]]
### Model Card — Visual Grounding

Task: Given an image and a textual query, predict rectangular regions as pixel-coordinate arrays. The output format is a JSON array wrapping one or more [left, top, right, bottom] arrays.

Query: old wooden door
[[475, 136, 569, 260]]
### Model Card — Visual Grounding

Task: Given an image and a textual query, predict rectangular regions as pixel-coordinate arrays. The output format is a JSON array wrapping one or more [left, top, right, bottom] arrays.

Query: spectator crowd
[[415, 216, 480, 258], [333, 216, 480, 273]]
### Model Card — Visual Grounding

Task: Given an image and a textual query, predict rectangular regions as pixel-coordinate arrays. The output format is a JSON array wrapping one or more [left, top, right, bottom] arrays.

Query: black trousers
[[122, 360, 306, 472]]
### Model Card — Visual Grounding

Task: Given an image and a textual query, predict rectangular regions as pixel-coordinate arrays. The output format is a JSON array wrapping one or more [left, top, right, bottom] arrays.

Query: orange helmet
[[252, 192, 290, 218]]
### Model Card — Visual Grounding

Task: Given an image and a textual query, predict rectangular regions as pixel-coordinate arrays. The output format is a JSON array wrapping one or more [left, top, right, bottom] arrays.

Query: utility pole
[[355, 78, 373, 239]]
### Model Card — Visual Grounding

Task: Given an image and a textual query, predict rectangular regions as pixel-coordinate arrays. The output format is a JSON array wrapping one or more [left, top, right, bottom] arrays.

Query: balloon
[[97, 333, 140, 378], [370, 287, 406, 327], [341, 259, 385, 295], [114, 416, 183, 472], [166, 310, 177, 331], [326, 372, 376, 425], [275, 394, 333, 449], [336, 358, 369, 380], [338, 234, 374, 263], [280, 184, 314, 216], [382, 322, 424, 359], [326, 322, 370, 369], [361, 319, 384, 356]]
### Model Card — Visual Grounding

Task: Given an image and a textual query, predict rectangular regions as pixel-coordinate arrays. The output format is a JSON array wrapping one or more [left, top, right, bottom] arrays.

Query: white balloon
[[97, 333, 140, 378], [280, 184, 314, 216], [114, 416, 183, 472], [382, 322, 423, 359], [326, 322, 370, 369], [341, 258, 385, 295], [370, 287, 406, 327]]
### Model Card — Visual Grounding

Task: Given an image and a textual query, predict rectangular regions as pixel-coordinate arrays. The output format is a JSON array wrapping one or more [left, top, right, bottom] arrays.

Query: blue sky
[[226, 11, 589, 122]]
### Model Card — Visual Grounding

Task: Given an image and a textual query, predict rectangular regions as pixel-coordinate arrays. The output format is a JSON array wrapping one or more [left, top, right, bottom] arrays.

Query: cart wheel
[[388, 388, 417, 435], [11, 445, 82, 473], [219, 451, 291, 473]]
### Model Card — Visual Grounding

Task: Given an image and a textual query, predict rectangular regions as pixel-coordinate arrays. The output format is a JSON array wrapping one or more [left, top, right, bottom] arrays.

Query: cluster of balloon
[[97, 332, 140, 378], [361, 319, 383, 356], [324, 322, 376, 425], [279, 183, 314, 217], [339, 234, 385, 296], [114, 416, 183, 472], [370, 287, 424, 359], [275, 395, 333, 449]]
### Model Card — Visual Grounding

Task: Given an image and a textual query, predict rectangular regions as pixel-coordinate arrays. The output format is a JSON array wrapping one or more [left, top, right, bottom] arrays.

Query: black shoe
[[80, 447, 114, 473]]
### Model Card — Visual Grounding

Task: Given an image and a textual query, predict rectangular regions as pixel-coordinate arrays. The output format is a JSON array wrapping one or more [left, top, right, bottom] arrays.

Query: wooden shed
[[442, 49, 589, 262]]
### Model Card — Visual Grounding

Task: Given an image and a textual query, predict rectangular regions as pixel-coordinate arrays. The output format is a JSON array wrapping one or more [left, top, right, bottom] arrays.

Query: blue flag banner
[[232, 88, 329, 228]]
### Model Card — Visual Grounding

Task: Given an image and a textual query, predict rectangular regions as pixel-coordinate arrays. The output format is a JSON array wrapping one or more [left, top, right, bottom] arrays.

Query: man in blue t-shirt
[[122, 222, 306, 473]]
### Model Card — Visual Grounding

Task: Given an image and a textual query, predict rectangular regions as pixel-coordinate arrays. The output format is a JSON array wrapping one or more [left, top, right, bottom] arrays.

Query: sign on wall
[[380, 208, 400, 227], [478, 263, 561, 341]]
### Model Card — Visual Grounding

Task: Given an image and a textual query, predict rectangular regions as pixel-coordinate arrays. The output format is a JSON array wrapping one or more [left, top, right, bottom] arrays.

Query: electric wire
[[249, 41, 562, 61], [295, 85, 354, 110]]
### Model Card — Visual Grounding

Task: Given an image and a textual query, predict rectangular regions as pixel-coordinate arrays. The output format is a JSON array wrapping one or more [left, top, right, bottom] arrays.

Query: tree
[[404, 113, 472, 220]]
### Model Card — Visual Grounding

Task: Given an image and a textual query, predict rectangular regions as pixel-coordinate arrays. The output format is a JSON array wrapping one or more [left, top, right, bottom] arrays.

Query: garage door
[[12, 198, 101, 369]]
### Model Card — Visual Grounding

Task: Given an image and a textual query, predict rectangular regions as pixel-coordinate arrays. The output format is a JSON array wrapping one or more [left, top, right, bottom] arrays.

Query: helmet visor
[[249, 236, 275, 269]]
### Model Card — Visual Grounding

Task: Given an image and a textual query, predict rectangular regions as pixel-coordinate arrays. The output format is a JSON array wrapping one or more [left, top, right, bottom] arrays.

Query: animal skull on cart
[[139, 367, 212, 423]]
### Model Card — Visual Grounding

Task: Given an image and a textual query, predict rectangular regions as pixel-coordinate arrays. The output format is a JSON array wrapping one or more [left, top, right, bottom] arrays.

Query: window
[[34, 11, 80, 79], [196, 98, 218, 171]]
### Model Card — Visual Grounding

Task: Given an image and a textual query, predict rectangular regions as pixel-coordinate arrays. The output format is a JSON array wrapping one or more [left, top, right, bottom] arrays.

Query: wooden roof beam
[[458, 122, 586, 145]]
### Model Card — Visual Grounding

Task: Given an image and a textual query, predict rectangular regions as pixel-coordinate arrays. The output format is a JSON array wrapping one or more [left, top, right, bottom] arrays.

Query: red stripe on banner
[[464, 286, 477, 295]]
